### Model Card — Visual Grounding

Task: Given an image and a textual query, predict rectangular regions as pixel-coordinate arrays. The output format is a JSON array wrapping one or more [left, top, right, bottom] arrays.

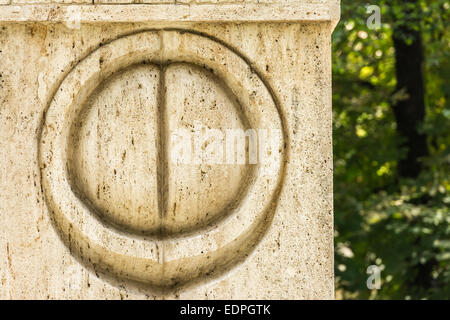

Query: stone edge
[[0, 3, 340, 23]]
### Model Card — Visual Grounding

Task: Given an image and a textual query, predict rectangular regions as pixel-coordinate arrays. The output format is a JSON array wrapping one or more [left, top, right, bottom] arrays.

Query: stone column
[[0, 1, 340, 299]]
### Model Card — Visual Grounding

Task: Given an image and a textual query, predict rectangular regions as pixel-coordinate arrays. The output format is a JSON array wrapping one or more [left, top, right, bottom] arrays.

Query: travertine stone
[[0, 3, 340, 23], [0, 1, 339, 299], [11, 0, 90, 3]]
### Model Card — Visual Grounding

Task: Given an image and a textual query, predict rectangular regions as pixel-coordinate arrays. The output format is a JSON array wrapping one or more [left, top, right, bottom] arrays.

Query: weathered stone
[[0, 1, 339, 299]]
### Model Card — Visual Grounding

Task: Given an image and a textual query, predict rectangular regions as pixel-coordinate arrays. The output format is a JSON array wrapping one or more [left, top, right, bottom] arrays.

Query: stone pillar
[[0, 1, 339, 299]]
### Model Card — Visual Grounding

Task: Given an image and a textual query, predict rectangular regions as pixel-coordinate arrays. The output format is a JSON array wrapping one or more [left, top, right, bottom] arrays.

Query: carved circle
[[68, 62, 254, 237], [40, 30, 285, 288]]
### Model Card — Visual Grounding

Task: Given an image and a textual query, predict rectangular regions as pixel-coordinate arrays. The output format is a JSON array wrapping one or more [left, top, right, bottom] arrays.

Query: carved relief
[[39, 30, 285, 288]]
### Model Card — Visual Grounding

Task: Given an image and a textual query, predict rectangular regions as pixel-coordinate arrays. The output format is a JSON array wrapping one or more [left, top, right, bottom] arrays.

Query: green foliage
[[333, 0, 450, 299]]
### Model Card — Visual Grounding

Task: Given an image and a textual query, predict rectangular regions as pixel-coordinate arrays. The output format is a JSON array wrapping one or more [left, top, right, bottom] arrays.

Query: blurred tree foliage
[[333, 0, 450, 299]]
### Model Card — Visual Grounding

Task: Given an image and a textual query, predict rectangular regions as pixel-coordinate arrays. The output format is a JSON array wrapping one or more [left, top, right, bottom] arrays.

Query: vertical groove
[[156, 68, 168, 222], [156, 31, 168, 272]]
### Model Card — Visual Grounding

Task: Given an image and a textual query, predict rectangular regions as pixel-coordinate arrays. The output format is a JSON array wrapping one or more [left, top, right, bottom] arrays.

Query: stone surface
[[0, 1, 338, 299], [0, 3, 340, 23]]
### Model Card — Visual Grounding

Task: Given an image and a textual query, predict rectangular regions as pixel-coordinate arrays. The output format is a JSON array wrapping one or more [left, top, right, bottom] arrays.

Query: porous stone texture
[[0, 1, 339, 299]]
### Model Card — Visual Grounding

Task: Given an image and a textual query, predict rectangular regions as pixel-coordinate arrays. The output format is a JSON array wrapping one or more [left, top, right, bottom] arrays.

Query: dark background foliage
[[333, 0, 450, 299]]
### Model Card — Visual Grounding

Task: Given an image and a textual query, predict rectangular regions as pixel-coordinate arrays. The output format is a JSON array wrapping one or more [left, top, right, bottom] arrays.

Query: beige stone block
[[11, 0, 90, 4], [0, 1, 339, 299], [94, 0, 173, 4]]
